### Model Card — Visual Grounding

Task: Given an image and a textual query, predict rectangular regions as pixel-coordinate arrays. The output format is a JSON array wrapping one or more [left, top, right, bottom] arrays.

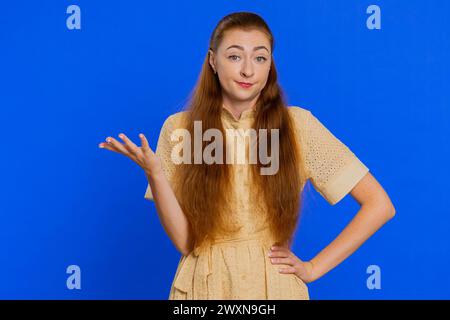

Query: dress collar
[[221, 104, 256, 122]]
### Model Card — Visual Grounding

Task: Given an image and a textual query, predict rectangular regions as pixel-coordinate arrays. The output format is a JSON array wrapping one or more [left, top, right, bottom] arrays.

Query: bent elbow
[[180, 250, 190, 257], [387, 203, 396, 219], [176, 243, 192, 257], [179, 239, 195, 257], [180, 247, 193, 257]]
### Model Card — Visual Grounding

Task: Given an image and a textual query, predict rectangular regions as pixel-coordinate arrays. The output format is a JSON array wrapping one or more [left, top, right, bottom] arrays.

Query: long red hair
[[172, 12, 308, 251]]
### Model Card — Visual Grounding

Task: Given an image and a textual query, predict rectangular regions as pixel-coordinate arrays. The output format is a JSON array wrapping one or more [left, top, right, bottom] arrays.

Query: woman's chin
[[230, 90, 258, 101]]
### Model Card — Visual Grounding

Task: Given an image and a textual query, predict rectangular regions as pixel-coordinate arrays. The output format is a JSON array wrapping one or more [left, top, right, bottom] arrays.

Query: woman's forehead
[[220, 29, 271, 52]]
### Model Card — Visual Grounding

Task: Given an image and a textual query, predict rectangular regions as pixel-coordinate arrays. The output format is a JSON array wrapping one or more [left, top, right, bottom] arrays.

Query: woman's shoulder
[[287, 105, 311, 117], [286, 105, 313, 129], [161, 110, 190, 130]]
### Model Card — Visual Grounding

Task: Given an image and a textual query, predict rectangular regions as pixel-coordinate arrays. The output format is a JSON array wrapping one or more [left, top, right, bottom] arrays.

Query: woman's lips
[[236, 81, 253, 89]]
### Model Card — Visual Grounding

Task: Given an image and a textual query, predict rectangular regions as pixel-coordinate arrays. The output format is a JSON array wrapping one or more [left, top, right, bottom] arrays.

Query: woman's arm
[[146, 170, 194, 256], [309, 172, 396, 281], [99, 124, 193, 256]]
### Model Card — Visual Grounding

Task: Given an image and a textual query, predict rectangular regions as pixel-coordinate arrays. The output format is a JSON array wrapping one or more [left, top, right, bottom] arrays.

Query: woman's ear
[[208, 49, 217, 74]]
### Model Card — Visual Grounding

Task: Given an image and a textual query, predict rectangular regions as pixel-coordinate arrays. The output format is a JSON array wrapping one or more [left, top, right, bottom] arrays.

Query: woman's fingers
[[271, 245, 289, 251], [270, 246, 291, 256], [117, 133, 140, 156], [99, 133, 159, 175], [139, 133, 153, 154], [104, 136, 132, 156], [278, 266, 296, 274], [269, 250, 290, 258], [269, 246, 309, 277], [270, 257, 294, 266], [99, 142, 121, 154]]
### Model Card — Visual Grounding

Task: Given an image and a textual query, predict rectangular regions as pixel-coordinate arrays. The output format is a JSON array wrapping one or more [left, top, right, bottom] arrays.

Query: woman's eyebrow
[[226, 45, 270, 53]]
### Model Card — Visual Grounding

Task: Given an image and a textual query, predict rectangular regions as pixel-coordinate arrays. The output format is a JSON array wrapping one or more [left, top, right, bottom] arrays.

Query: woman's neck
[[222, 98, 257, 121]]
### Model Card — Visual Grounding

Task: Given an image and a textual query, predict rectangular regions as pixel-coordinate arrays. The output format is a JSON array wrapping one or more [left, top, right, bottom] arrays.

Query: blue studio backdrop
[[0, 1, 449, 299]]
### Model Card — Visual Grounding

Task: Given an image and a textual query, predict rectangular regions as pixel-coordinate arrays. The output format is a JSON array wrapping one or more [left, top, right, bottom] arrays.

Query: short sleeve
[[304, 110, 369, 205], [144, 115, 177, 201]]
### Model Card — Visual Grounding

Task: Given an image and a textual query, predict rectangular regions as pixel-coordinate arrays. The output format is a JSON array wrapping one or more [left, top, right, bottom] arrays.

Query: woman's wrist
[[145, 168, 165, 181], [297, 260, 318, 284], [307, 260, 318, 282], [307, 259, 322, 283]]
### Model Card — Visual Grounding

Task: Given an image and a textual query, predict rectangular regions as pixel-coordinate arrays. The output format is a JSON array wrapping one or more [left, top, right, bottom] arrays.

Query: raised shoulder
[[165, 110, 189, 129], [286, 105, 311, 128], [287, 105, 311, 115]]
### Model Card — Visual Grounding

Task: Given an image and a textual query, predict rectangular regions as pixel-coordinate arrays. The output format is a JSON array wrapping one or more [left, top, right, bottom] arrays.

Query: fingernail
[[139, 133, 143, 138], [106, 138, 111, 142], [119, 133, 124, 138], [99, 143, 104, 148]]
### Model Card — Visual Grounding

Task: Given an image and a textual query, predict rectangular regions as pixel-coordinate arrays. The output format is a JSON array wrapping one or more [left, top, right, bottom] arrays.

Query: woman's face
[[209, 28, 272, 106]]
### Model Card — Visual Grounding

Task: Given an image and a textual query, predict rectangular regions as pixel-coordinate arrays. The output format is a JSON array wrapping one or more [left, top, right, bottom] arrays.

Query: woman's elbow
[[387, 201, 396, 219], [352, 173, 396, 219], [176, 245, 192, 257], [364, 198, 396, 222], [178, 237, 195, 257], [360, 193, 396, 221], [376, 196, 396, 220]]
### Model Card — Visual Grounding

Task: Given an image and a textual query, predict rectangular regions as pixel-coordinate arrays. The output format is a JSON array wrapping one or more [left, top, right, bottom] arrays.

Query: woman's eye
[[228, 55, 267, 62], [256, 56, 267, 62]]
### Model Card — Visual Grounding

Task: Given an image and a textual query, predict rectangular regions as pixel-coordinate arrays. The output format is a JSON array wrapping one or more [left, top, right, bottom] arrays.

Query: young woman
[[99, 12, 396, 300]]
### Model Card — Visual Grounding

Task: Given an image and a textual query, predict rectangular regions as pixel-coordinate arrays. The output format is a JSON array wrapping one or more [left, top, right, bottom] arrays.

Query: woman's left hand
[[269, 245, 316, 284]]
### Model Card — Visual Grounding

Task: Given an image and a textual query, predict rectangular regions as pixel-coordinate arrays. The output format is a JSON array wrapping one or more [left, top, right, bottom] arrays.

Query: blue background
[[0, 0, 448, 299]]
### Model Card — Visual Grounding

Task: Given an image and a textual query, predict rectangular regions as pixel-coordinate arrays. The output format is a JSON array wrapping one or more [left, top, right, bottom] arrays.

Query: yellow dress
[[144, 105, 369, 299]]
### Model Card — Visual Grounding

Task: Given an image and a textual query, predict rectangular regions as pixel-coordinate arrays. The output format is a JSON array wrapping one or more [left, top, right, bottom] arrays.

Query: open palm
[[99, 133, 162, 177]]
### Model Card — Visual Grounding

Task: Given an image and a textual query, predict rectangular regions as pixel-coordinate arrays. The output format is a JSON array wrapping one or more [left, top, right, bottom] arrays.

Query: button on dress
[[144, 106, 369, 300]]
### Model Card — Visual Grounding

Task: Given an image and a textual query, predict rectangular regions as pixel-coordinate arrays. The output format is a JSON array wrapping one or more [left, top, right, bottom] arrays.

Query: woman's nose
[[240, 60, 254, 78], [240, 71, 253, 78]]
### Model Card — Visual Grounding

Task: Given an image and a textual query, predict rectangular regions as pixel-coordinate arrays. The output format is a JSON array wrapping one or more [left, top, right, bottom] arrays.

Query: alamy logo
[[366, 5, 381, 30], [366, 264, 381, 290], [170, 121, 280, 175], [66, 5, 81, 30], [66, 265, 81, 290]]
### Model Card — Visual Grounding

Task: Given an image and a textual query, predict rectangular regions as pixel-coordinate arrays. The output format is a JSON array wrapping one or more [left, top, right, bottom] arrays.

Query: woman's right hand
[[98, 132, 163, 177]]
